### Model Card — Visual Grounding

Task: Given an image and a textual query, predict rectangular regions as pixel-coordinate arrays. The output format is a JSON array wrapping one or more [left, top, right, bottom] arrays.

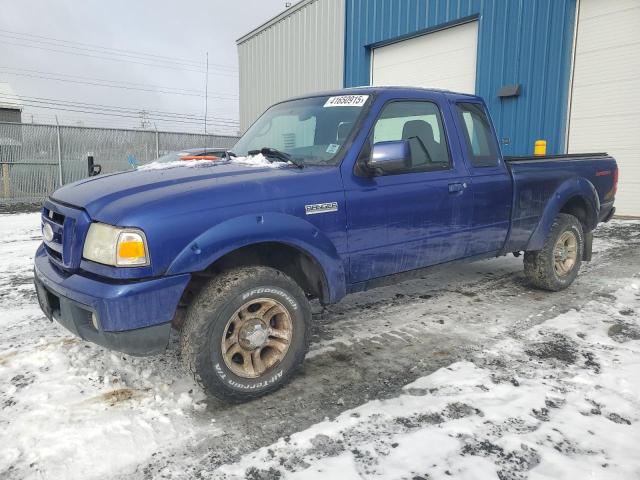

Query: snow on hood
[[231, 153, 287, 168], [138, 153, 284, 171]]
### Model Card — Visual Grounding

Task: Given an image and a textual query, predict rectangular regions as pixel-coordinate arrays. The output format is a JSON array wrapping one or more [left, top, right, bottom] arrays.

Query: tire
[[524, 213, 584, 291], [180, 266, 311, 403]]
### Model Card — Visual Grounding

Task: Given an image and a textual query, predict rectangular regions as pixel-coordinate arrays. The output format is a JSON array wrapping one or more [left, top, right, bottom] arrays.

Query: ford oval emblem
[[42, 223, 54, 242]]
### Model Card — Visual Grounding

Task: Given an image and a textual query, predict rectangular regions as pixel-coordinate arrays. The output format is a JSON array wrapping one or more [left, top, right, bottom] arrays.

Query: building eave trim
[[236, 0, 317, 45]]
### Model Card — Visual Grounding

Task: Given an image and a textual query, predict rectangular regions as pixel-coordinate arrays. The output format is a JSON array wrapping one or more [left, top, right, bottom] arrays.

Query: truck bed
[[504, 152, 617, 253]]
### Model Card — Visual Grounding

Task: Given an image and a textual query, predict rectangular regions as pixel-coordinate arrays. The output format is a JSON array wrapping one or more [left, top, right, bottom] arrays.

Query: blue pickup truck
[[34, 87, 617, 402]]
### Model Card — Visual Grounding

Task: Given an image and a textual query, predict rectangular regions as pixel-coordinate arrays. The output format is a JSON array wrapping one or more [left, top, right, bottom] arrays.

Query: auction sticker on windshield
[[324, 95, 368, 107]]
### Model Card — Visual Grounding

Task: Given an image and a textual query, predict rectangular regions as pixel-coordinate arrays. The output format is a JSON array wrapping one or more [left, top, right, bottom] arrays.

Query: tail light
[[605, 166, 618, 201]]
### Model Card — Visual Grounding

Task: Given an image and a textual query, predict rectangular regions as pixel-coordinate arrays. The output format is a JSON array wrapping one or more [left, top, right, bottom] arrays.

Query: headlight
[[82, 223, 150, 267]]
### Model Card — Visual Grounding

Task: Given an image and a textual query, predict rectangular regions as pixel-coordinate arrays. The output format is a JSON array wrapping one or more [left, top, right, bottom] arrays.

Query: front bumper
[[34, 244, 191, 355]]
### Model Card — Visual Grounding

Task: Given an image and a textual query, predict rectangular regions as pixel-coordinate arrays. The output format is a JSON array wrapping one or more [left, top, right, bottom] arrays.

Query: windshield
[[231, 94, 370, 165]]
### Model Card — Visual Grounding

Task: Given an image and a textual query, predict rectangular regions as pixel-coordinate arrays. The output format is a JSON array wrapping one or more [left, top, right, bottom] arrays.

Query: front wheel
[[180, 266, 311, 403], [524, 213, 584, 291]]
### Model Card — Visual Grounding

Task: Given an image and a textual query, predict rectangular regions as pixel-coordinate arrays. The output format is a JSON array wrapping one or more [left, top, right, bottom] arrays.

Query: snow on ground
[[0, 213, 211, 480], [218, 283, 640, 480], [0, 213, 638, 480]]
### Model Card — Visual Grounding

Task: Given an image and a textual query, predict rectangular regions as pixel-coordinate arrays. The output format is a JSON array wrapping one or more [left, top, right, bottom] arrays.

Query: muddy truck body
[[34, 87, 617, 402]]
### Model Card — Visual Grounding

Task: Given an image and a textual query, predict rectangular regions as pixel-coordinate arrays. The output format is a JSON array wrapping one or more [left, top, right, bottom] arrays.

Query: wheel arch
[[166, 213, 346, 305], [526, 178, 599, 251], [207, 241, 330, 301]]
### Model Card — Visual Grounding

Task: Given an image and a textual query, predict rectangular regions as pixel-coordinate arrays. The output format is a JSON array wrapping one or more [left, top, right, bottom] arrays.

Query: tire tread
[[524, 213, 584, 291], [180, 266, 310, 403]]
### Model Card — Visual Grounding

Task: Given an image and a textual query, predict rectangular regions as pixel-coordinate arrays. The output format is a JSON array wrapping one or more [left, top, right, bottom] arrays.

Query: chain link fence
[[0, 121, 239, 204]]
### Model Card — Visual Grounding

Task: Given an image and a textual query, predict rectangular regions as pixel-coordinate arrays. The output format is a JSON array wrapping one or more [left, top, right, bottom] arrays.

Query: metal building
[[0, 82, 22, 123], [238, 0, 640, 216], [237, 0, 345, 131]]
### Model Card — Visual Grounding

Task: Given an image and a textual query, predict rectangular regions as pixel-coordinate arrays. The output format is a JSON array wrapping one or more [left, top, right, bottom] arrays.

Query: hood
[[51, 162, 307, 224]]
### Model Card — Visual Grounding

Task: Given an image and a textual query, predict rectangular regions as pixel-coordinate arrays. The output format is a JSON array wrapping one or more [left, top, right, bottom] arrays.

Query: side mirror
[[366, 140, 410, 174]]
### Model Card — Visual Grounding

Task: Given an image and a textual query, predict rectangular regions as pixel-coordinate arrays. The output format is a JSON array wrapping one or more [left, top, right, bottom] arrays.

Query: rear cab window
[[455, 102, 500, 168]]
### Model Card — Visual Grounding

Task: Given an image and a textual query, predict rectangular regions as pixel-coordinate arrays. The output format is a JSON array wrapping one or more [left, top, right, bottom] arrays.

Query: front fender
[[526, 177, 599, 251], [166, 212, 346, 303]]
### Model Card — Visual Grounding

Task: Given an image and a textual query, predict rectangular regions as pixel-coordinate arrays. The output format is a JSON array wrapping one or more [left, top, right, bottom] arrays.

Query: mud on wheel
[[524, 213, 584, 291], [180, 266, 311, 403]]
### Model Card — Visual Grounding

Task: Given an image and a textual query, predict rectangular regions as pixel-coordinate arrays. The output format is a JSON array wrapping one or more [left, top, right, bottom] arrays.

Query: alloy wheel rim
[[221, 297, 292, 378], [553, 231, 578, 277]]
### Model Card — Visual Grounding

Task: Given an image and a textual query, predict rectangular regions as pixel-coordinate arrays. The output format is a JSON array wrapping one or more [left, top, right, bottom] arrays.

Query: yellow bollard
[[534, 140, 547, 156]]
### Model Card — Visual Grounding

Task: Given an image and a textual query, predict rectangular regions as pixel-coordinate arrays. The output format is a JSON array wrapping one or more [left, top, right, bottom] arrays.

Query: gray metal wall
[[0, 122, 239, 204], [237, 0, 345, 131]]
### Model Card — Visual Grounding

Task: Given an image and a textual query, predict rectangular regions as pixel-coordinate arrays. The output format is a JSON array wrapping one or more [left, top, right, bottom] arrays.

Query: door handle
[[448, 182, 467, 193]]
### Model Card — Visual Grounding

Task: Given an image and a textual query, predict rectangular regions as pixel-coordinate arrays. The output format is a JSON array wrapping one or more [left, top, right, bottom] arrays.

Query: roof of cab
[[286, 85, 481, 102]]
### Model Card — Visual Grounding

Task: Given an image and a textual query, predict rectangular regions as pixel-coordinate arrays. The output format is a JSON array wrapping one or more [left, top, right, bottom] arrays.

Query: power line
[[0, 38, 238, 76], [0, 66, 226, 96], [0, 93, 239, 124], [0, 33, 207, 70], [20, 112, 240, 134], [1, 100, 238, 127], [0, 28, 237, 71], [20, 110, 240, 133], [24, 113, 147, 130], [0, 66, 238, 101], [21, 108, 239, 128], [0, 67, 238, 100]]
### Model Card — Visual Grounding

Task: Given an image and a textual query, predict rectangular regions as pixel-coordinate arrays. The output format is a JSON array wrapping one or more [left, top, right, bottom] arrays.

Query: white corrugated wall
[[567, 0, 640, 216], [237, 0, 345, 132]]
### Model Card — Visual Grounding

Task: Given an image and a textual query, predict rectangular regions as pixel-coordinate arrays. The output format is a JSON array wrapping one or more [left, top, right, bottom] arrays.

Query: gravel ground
[[0, 213, 638, 480]]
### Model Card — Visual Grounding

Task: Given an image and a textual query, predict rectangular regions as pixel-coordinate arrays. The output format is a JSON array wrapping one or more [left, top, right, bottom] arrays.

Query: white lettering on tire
[[214, 363, 226, 379], [241, 288, 298, 310], [215, 362, 284, 390]]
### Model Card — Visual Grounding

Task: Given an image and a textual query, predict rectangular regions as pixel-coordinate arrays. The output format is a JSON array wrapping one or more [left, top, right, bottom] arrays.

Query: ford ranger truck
[[34, 87, 618, 402]]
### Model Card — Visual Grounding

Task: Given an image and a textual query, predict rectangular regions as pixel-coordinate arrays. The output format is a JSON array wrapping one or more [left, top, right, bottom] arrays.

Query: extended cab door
[[343, 96, 474, 284], [450, 99, 512, 256]]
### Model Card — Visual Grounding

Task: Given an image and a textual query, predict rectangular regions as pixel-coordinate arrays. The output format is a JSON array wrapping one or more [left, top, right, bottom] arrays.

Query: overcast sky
[[0, 0, 287, 135]]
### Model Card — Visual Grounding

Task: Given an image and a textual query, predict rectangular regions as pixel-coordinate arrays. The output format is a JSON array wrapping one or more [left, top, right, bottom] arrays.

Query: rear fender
[[526, 178, 599, 251], [166, 213, 346, 303]]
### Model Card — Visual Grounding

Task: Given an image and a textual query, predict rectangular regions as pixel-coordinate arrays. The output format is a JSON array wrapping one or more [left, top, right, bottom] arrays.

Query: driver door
[[343, 98, 473, 284]]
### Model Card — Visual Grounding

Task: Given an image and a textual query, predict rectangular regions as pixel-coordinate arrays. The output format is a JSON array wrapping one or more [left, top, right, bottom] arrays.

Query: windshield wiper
[[226, 151, 237, 158], [248, 147, 304, 169]]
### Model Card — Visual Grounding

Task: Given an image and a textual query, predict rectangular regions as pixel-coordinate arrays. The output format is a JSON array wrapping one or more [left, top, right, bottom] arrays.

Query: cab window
[[456, 102, 500, 168], [360, 101, 451, 175]]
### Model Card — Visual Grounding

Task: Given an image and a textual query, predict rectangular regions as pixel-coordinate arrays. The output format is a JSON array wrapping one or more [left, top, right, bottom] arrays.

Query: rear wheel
[[524, 213, 584, 291], [180, 266, 311, 403]]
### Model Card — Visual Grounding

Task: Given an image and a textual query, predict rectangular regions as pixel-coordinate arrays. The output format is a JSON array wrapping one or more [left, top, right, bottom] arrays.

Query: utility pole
[[204, 51, 209, 139], [139, 110, 150, 129], [55, 115, 63, 186], [154, 122, 159, 159]]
